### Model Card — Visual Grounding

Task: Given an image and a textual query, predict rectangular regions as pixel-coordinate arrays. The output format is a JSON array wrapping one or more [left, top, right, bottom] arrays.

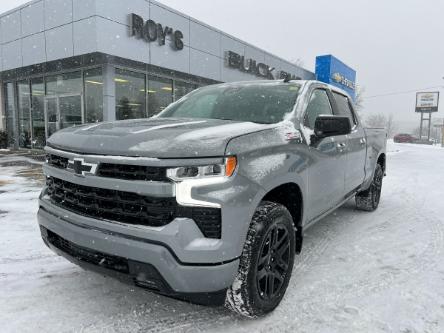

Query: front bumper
[[38, 206, 239, 295], [38, 148, 266, 298]]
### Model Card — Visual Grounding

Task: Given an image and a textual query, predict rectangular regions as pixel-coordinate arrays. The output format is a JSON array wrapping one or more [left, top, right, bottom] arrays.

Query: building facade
[[0, 0, 316, 149]]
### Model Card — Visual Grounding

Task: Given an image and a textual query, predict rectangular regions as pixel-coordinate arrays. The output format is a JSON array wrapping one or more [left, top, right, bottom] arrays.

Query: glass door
[[31, 78, 46, 149], [45, 97, 58, 139], [44, 94, 83, 139], [58, 94, 83, 130]]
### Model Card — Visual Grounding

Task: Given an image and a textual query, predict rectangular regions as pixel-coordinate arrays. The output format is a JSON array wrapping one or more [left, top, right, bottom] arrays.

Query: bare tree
[[364, 113, 398, 138], [354, 85, 365, 113], [365, 113, 386, 128], [385, 114, 397, 138], [412, 126, 421, 137]]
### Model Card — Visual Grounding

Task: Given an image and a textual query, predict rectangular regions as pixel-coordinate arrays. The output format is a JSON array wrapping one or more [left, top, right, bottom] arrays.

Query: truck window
[[303, 89, 333, 129], [332, 92, 357, 127]]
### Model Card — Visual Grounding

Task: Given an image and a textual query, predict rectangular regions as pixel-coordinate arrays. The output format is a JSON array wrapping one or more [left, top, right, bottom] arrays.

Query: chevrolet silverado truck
[[38, 80, 387, 317]]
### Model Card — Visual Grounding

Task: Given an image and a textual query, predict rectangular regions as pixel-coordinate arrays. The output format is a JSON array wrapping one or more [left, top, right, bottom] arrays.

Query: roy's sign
[[129, 13, 184, 50]]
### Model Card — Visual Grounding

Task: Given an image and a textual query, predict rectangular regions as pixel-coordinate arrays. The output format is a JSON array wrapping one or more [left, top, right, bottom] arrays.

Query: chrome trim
[[45, 146, 224, 167], [43, 164, 175, 197]]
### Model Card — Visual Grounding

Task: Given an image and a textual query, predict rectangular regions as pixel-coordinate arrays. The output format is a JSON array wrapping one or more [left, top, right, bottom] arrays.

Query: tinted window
[[115, 69, 146, 120], [4, 83, 16, 147], [174, 81, 196, 101], [31, 78, 45, 148], [84, 68, 104, 123], [46, 72, 82, 95], [159, 83, 300, 124], [17, 81, 31, 148], [148, 76, 173, 116], [303, 89, 333, 129], [333, 92, 356, 126]]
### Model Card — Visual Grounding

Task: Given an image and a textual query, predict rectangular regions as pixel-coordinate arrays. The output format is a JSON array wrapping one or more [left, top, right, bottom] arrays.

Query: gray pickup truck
[[38, 80, 387, 317]]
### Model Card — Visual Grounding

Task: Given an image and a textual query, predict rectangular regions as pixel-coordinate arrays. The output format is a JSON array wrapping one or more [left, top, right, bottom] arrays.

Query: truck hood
[[47, 118, 272, 158]]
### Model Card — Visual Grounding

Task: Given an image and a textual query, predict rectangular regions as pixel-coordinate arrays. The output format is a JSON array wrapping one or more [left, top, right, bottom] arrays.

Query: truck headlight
[[167, 156, 237, 181]]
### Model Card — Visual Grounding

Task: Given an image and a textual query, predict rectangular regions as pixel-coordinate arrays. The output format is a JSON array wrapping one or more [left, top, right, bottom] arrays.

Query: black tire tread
[[356, 164, 383, 212], [225, 201, 295, 318]]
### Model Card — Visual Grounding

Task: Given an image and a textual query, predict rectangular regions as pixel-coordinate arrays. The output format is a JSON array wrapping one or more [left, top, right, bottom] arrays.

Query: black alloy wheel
[[256, 224, 291, 300], [356, 164, 384, 211], [225, 201, 296, 317], [371, 165, 383, 208]]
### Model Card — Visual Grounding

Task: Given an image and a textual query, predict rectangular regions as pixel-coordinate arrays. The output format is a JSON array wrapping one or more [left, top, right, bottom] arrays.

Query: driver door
[[303, 88, 348, 222]]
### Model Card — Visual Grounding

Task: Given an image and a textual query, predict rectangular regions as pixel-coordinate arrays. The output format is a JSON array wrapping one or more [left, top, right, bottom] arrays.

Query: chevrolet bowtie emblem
[[67, 158, 98, 176]]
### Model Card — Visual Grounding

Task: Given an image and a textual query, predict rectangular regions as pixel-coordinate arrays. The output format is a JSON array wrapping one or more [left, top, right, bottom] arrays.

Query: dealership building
[[0, 0, 355, 150]]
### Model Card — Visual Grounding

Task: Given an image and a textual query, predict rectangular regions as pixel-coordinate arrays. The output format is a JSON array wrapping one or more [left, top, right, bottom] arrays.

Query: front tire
[[356, 164, 384, 211], [225, 201, 296, 318]]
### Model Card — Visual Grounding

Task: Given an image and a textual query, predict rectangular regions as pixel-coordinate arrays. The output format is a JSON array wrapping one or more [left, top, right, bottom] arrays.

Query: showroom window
[[174, 81, 196, 101], [84, 68, 104, 123], [31, 78, 46, 149], [115, 69, 146, 120], [17, 81, 31, 149], [148, 76, 173, 116], [4, 83, 16, 147], [46, 71, 82, 95]]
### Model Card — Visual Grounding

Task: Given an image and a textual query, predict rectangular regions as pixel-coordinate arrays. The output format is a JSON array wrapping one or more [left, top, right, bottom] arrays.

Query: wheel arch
[[260, 182, 304, 253]]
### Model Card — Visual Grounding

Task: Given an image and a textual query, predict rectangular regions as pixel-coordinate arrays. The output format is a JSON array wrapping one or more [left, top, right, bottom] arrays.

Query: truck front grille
[[46, 177, 175, 226], [45, 177, 222, 238], [47, 154, 69, 169], [47, 153, 169, 182], [96, 163, 168, 182]]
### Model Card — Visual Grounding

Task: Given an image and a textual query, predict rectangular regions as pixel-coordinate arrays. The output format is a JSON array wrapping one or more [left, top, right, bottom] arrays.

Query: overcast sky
[[1, 0, 444, 131]]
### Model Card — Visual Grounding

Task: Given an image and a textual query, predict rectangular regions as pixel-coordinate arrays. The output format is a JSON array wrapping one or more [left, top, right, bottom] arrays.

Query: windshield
[[158, 83, 301, 124]]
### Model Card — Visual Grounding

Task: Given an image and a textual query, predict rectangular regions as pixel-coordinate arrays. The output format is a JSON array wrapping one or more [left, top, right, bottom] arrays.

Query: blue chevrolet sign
[[315, 55, 357, 100]]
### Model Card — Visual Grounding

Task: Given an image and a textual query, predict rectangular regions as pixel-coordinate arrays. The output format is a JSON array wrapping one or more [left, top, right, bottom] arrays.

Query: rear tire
[[356, 164, 383, 211], [225, 201, 296, 318]]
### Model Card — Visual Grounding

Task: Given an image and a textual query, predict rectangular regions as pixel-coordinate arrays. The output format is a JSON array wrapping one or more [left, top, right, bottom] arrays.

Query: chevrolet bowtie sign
[[67, 158, 98, 177], [315, 55, 357, 100], [331, 72, 356, 91]]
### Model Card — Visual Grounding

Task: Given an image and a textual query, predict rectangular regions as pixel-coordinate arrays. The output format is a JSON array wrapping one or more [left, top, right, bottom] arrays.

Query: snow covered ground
[[1, 142, 444, 333]]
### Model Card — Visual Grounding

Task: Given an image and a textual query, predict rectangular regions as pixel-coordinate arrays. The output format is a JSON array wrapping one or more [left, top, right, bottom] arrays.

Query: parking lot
[[1, 142, 444, 333]]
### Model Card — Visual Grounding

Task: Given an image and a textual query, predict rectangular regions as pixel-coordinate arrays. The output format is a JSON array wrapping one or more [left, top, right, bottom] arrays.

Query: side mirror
[[314, 115, 351, 138]]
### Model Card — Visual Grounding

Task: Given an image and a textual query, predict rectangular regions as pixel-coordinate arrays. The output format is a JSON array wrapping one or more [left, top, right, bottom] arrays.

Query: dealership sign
[[226, 51, 300, 80], [129, 13, 184, 50], [315, 55, 357, 99], [331, 72, 356, 91], [416, 92, 440, 113]]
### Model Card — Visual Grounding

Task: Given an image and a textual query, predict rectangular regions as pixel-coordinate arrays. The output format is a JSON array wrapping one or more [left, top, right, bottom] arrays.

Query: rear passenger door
[[332, 92, 366, 194], [303, 89, 347, 221]]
